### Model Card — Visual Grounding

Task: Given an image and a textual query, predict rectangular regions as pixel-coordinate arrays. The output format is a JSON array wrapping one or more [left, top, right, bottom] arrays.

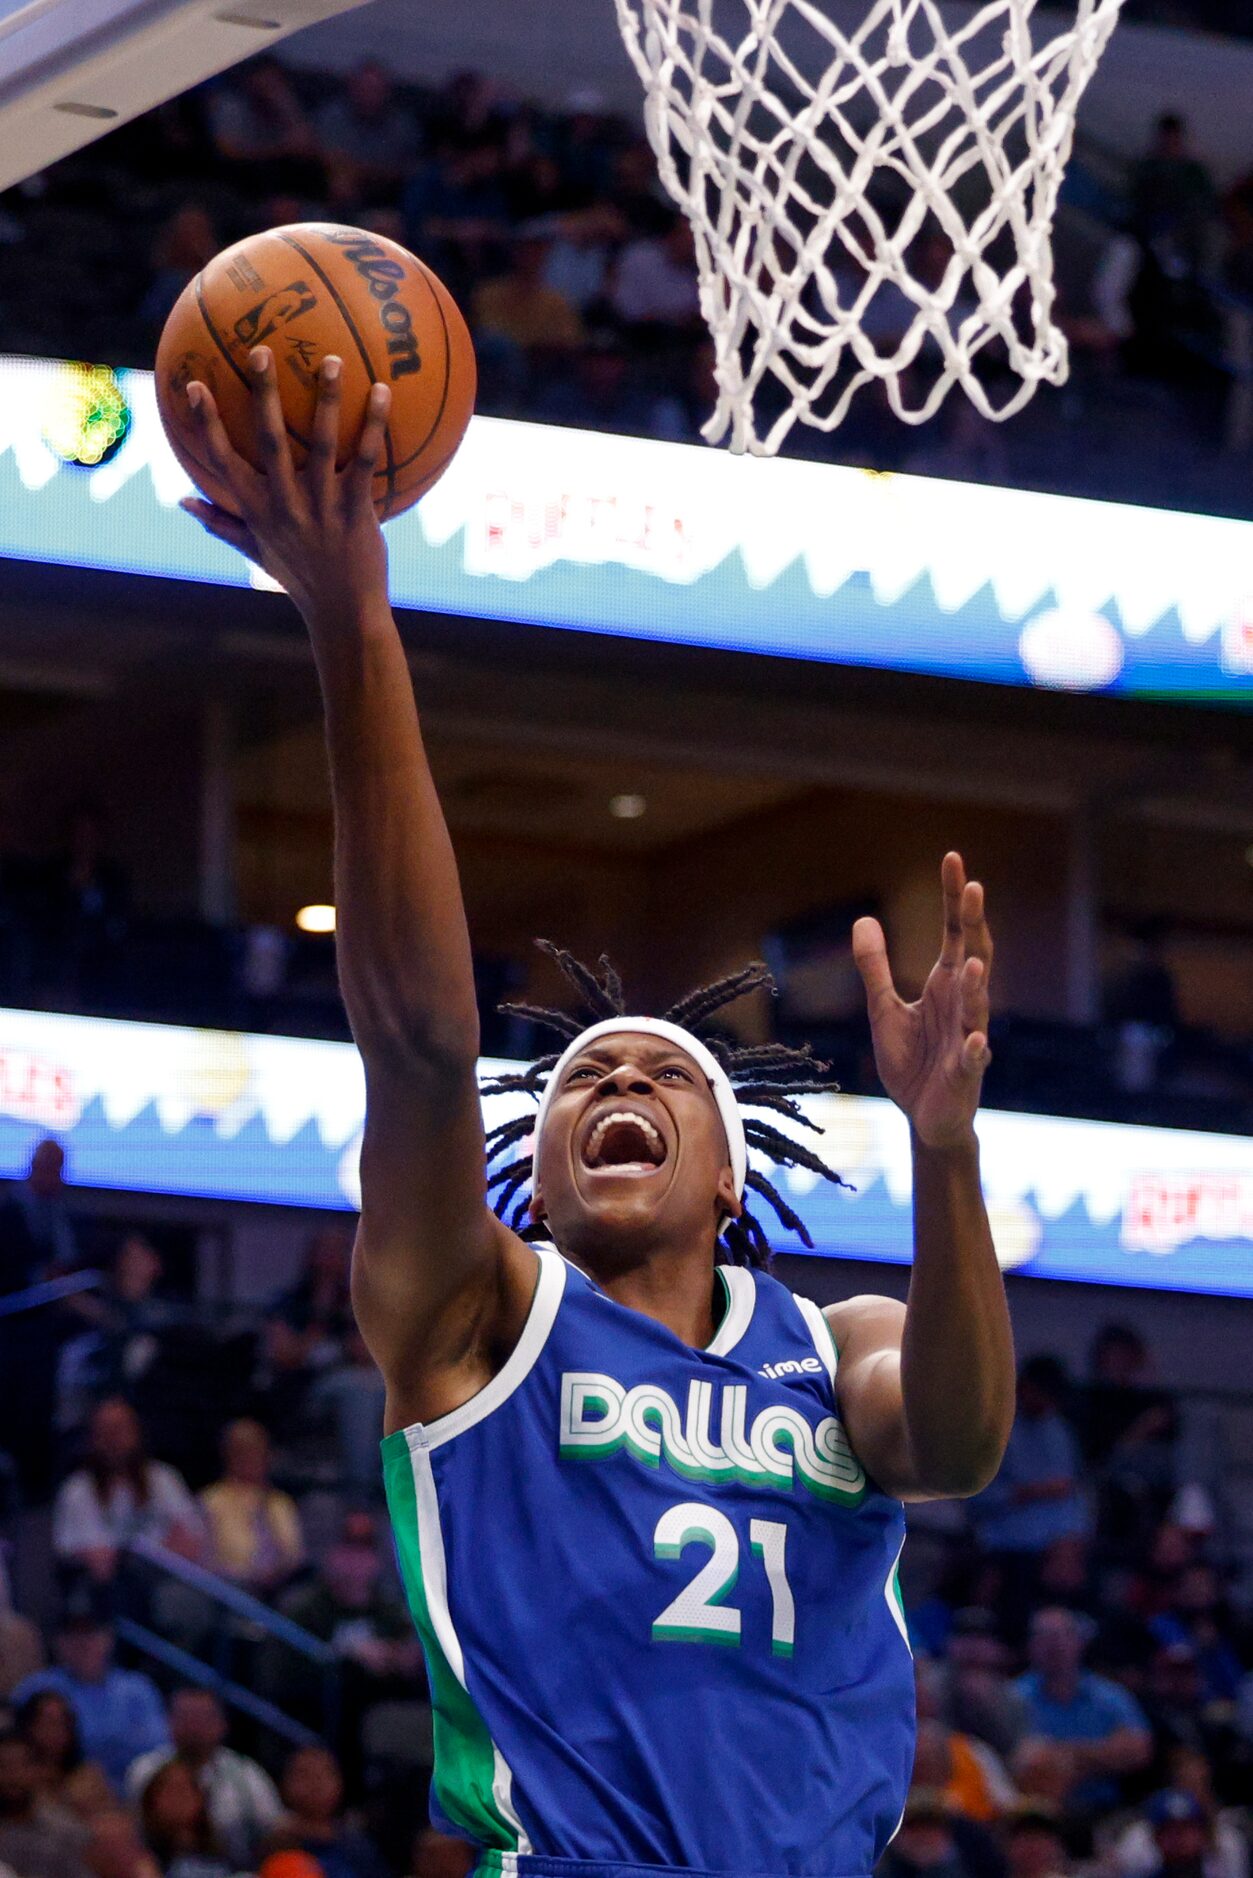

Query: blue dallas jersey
[[382, 1246, 914, 1878]]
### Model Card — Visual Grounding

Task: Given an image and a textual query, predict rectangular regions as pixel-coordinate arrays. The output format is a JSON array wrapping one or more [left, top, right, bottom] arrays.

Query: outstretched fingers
[[184, 381, 262, 513], [939, 850, 967, 971], [307, 354, 342, 508], [345, 382, 392, 514], [246, 347, 299, 507], [852, 915, 899, 1019]]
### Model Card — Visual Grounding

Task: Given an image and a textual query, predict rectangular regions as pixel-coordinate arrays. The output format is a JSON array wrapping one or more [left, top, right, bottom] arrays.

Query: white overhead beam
[[0, 0, 374, 191]]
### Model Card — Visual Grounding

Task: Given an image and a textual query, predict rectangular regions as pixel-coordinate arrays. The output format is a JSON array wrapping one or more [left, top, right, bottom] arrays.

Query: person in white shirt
[[53, 1400, 203, 1587], [610, 214, 703, 331], [126, 1690, 281, 1871]]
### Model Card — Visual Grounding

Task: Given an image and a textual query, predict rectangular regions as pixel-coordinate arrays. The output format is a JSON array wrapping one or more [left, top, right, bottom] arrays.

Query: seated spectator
[[610, 213, 702, 333], [1015, 1607, 1152, 1816], [126, 1689, 281, 1871], [911, 1709, 1015, 1825], [401, 143, 509, 290], [0, 1731, 88, 1878], [138, 1760, 232, 1878], [199, 1421, 304, 1593], [0, 1556, 44, 1702], [14, 1692, 112, 1830], [473, 234, 584, 353], [82, 1810, 160, 1878], [138, 205, 219, 334], [205, 56, 324, 198], [934, 1608, 1029, 1761], [315, 62, 419, 209], [263, 1746, 387, 1878], [0, 1139, 80, 1291], [878, 1789, 995, 1878], [1138, 1644, 1233, 1790], [53, 1399, 203, 1591], [1004, 1805, 1070, 1878], [1130, 114, 1218, 276], [425, 70, 507, 159], [1149, 1565, 1245, 1707], [58, 1236, 177, 1435], [1109, 1787, 1247, 1878], [310, 1331, 386, 1502], [1077, 1325, 1178, 1558], [532, 324, 666, 437], [538, 204, 623, 315], [408, 1829, 473, 1878], [608, 141, 673, 238], [970, 1358, 1090, 1637], [13, 1615, 170, 1793]]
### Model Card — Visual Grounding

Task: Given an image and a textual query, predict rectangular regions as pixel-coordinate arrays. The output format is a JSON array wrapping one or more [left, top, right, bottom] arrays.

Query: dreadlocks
[[482, 941, 848, 1269]]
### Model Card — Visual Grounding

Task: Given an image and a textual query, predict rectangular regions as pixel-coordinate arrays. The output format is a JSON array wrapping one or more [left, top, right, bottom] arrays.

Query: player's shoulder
[[821, 1291, 906, 1357]]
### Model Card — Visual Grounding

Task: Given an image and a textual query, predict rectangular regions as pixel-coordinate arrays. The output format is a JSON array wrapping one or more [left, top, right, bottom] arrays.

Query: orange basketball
[[156, 222, 476, 521]]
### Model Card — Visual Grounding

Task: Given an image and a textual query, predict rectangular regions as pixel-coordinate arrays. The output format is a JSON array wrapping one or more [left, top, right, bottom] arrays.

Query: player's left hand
[[851, 852, 993, 1150]]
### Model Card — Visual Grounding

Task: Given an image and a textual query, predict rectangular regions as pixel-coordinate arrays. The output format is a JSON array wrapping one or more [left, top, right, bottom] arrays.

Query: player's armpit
[[351, 1050, 535, 1431]]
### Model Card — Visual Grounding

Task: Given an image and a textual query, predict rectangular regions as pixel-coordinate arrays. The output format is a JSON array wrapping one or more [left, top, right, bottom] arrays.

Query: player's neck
[[583, 1242, 723, 1349]]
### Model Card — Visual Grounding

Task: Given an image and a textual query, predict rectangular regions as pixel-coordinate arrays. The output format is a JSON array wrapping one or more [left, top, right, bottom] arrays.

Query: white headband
[[531, 1016, 748, 1199]]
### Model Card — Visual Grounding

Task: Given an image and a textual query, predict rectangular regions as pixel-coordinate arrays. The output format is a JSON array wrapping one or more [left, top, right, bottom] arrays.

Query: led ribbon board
[[1, 355, 1251, 701], [1, 1005, 1250, 1296]]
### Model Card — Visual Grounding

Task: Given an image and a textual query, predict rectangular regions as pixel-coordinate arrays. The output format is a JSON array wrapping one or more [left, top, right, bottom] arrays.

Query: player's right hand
[[178, 346, 392, 627]]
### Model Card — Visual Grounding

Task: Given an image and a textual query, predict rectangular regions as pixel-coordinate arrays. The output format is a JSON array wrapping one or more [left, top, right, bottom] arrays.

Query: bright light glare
[[295, 904, 336, 934]]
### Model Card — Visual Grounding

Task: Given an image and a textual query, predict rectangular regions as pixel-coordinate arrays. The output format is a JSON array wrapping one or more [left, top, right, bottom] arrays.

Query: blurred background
[[0, 3, 1251, 1878]]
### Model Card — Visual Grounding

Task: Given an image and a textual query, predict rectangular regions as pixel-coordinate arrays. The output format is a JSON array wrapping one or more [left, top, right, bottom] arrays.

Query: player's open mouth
[[580, 1108, 668, 1177]]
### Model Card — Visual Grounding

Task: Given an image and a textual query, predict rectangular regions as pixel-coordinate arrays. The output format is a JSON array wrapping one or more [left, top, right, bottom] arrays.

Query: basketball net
[[613, 0, 1126, 454]]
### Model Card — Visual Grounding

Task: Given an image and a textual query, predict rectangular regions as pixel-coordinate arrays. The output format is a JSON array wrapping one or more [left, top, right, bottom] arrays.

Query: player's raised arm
[[179, 348, 527, 1427], [830, 852, 1016, 1501]]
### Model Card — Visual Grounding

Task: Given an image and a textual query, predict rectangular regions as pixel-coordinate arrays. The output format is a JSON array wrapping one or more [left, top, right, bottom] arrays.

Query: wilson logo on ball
[[323, 232, 423, 381]]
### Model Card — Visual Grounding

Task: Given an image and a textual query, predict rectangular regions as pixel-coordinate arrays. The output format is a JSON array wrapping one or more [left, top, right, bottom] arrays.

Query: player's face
[[531, 1032, 740, 1266]]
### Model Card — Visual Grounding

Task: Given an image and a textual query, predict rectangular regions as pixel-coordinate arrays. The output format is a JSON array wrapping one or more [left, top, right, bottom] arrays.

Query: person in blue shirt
[[1014, 1606, 1151, 1815], [13, 1616, 169, 1794], [972, 1357, 1090, 1636]]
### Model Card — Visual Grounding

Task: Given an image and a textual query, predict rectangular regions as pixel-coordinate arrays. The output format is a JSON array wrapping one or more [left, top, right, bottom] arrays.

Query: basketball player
[[182, 350, 1015, 1878]]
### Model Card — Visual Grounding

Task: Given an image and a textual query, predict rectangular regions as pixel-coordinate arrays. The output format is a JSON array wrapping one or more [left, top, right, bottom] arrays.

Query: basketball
[[155, 222, 476, 520]]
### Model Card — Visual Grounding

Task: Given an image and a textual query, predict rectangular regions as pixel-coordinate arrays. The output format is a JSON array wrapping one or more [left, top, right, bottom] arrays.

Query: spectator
[[1078, 1325, 1178, 1556], [878, 1789, 989, 1878], [58, 1235, 176, 1435], [408, 1829, 473, 1878], [1110, 1787, 1247, 1878], [425, 71, 507, 159], [611, 214, 702, 332], [608, 141, 673, 238], [13, 1616, 170, 1792], [126, 1689, 281, 1870], [1149, 1565, 1245, 1706], [310, 1332, 386, 1502], [472, 234, 584, 353], [14, 1691, 112, 1830], [53, 1399, 203, 1590], [534, 323, 669, 436], [1130, 114, 1218, 275], [911, 1706, 1016, 1825], [263, 1746, 387, 1878], [262, 1231, 355, 1442], [0, 1139, 80, 1291], [199, 1421, 304, 1593], [1138, 1644, 1231, 1789], [138, 1760, 232, 1878], [83, 1810, 160, 1878], [934, 1608, 1030, 1761], [970, 1357, 1090, 1637], [205, 57, 324, 197], [401, 143, 508, 290], [138, 205, 219, 334], [0, 1556, 44, 1702], [1004, 1806, 1070, 1878], [1015, 1607, 1152, 1815], [0, 1732, 88, 1878], [314, 62, 420, 209]]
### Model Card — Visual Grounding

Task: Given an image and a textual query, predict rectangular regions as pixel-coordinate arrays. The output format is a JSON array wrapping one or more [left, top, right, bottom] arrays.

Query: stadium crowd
[[3, 41, 1253, 518], [0, 1147, 1252, 1878]]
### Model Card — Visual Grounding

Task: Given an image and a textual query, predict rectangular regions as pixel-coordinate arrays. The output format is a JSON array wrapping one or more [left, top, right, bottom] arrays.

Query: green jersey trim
[[383, 1435, 530, 1853], [884, 1533, 911, 1653]]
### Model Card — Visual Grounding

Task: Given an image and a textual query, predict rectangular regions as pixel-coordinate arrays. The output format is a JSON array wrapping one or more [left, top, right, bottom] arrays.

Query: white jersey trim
[[793, 1292, 838, 1390], [397, 1244, 566, 1454], [705, 1263, 756, 1356]]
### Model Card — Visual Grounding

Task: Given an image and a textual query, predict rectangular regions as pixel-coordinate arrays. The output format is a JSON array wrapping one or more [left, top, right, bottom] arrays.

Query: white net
[[613, 0, 1126, 453]]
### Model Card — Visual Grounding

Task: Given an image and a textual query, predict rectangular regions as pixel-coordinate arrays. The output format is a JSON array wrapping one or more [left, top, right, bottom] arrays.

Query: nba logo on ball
[[155, 222, 477, 522]]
